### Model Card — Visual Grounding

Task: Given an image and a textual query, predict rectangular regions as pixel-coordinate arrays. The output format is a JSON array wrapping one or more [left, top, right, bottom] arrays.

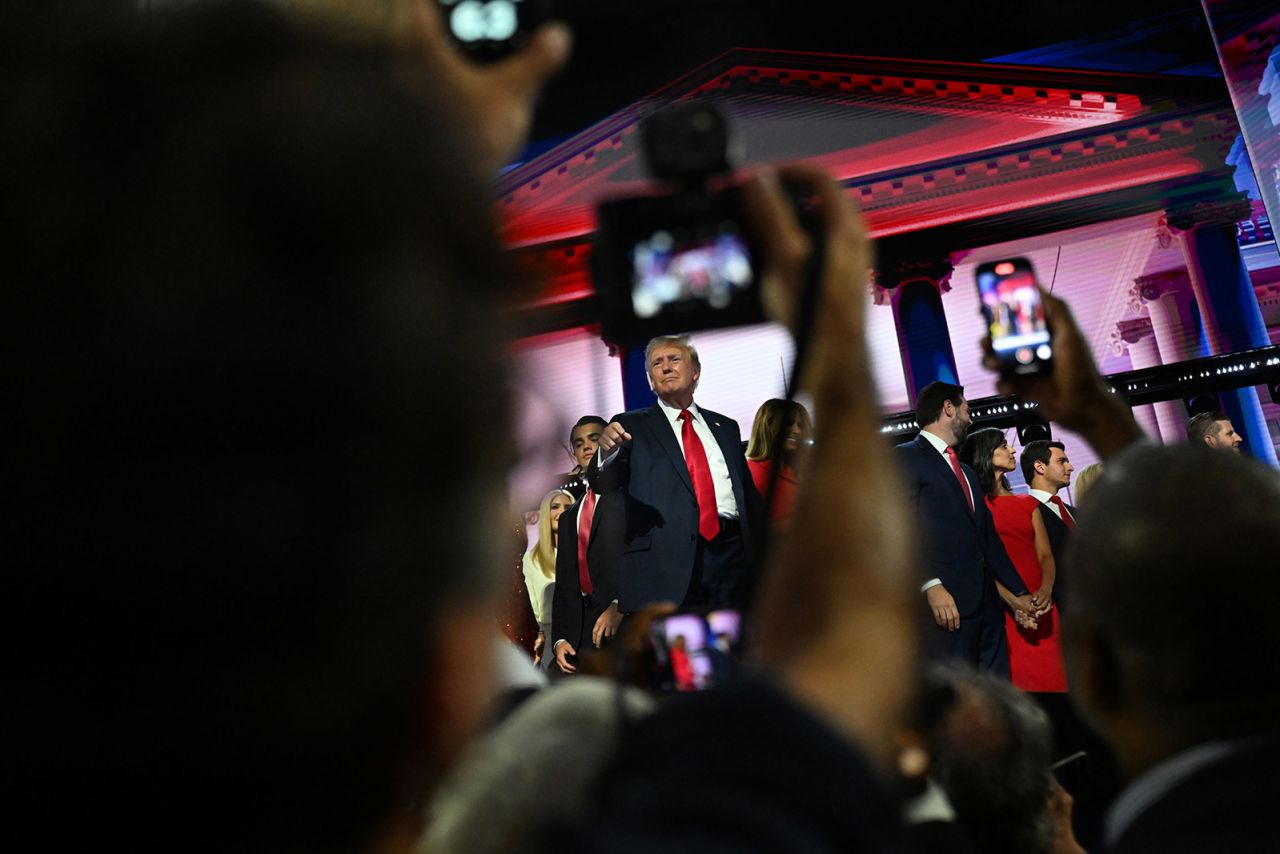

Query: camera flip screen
[[629, 222, 752, 319], [594, 187, 765, 344]]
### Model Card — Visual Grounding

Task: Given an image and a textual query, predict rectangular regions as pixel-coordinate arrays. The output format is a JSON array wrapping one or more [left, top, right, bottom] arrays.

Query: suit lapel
[[645, 404, 695, 495], [703, 407, 746, 503], [915, 434, 978, 525]]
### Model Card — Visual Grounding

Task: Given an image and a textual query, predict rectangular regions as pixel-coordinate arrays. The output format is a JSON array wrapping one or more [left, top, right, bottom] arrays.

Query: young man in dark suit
[[551, 417, 624, 674], [1021, 439, 1075, 611], [591, 336, 762, 610], [894, 381, 1037, 676]]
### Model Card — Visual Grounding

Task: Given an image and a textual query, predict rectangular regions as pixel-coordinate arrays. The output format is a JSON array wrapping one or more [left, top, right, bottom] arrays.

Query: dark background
[[528, 0, 1215, 143]]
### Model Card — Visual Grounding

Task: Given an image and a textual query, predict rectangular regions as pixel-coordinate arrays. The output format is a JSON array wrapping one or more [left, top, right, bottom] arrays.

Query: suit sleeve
[[551, 509, 577, 646], [983, 507, 1029, 596], [893, 446, 931, 588]]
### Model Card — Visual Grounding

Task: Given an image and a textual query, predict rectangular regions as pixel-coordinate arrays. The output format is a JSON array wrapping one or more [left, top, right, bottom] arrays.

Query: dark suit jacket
[[588, 402, 761, 610], [1036, 497, 1074, 612], [894, 433, 1027, 615], [1110, 735, 1280, 853], [550, 492, 622, 654]]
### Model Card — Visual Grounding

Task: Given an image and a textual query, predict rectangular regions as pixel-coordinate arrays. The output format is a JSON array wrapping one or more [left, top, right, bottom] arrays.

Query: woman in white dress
[[522, 488, 574, 670]]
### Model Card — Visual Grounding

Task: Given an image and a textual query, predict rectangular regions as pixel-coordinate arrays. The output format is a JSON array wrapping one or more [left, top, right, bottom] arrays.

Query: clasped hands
[[1014, 588, 1053, 630]]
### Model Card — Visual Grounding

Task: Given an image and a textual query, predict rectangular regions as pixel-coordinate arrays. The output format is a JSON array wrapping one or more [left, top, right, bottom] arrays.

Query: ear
[[942, 399, 955, 418]]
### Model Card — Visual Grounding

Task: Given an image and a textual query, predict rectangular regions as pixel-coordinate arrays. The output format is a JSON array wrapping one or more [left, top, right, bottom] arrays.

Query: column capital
[[1165, 192, 1253, 232], [1108, 316, 1155, 356], [1131, 268, 1192, 309], [874, 256, 954, 293]]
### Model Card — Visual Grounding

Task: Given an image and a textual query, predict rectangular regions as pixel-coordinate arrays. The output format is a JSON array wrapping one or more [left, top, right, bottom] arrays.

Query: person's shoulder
[[696, 405, 737, 428], [614, 405, 657, 423], [895, 435, 926, 454]]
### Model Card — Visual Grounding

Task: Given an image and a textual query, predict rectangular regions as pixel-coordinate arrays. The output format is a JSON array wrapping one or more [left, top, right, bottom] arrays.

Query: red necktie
[[576, 488, 596, 595], [944, 445, 974, 514], [679, 409, 721, 540], [1050, 495, 1075, 530]]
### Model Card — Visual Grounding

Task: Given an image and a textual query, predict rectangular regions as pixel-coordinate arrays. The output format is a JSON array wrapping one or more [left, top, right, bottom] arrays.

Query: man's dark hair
[[1186, 410, 1229, 445], [925, 665, 1054, 854], [1066, 446, 1280, 745], [570, 415, 608, 445], [1019, 440, 1065, 484], [914, 381, 965, 427], [9, 3, 521, 850]]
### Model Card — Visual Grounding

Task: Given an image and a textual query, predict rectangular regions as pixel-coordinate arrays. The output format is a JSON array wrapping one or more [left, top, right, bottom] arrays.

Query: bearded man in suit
[[895, 381, 1037, 676]]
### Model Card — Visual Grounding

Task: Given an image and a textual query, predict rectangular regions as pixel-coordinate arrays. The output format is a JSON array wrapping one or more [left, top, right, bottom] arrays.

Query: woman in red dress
[[960, 428, 1066, 692], [745, 399, 813, 531]]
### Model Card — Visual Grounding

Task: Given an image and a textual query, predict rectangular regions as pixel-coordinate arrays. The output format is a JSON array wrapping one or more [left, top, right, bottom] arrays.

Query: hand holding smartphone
[[976, 257, 1054, 377]]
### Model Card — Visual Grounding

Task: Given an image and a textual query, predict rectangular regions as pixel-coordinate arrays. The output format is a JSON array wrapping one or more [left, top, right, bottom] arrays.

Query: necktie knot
[[679, 409, 692, 423], [1050, 494, 1075, 529]]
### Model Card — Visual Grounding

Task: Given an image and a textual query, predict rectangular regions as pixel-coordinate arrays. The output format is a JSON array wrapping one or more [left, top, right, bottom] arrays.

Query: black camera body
[[593, 102, 766, 346]]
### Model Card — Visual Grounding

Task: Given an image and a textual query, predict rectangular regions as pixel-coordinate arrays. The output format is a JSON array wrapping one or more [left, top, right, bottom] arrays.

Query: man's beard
[[953, 420, 971, 443]]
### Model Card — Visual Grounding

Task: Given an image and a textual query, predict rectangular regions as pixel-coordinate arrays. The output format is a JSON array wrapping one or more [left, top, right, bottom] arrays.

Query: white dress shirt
[[918, 429, 971, 593], [1028, 487, 1074, 524]]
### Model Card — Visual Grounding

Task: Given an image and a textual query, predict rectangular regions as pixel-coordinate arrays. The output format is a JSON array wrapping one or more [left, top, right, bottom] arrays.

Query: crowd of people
[[12, 3, 1280, 853]]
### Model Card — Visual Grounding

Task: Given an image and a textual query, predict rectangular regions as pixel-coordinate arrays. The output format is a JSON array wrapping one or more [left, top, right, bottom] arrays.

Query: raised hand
[[597, 421, 632, 454]]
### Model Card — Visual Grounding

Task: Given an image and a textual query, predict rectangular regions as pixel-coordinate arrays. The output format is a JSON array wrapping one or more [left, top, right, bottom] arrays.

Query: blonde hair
[[746, 399, 813, 462], [532, 489, 574, 579], [1073, 463, 1104, 507]]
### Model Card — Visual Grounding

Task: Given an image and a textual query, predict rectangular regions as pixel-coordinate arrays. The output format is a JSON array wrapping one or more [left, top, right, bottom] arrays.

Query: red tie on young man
[[1050, 494, 1075, 529], [944, 445, 974, 514], [576, 488, 596, 595], [679, 409, 720, 541]]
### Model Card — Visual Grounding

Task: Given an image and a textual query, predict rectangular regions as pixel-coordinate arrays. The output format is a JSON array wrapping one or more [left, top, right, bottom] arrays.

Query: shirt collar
[[657, 396, 699, 427], [1106, 739, 1248, 847], [918, 429, 952, 456], [1028, 488, 1055, 504]]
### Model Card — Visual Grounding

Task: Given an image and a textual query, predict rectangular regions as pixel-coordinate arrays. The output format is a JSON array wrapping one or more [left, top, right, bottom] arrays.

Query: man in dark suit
[[591, 335, 761, 610], [551, 416, 625, 674], [1021, 439, 1075, 612], [894, 381, 1036, 676], [1064, 445, 1280, 853]]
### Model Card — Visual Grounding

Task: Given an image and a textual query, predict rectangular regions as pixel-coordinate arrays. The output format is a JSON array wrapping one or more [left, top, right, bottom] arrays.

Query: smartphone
[[975, 257, 1053, 376], [645, 609, 742, 692], [436, 0, 554, 63]]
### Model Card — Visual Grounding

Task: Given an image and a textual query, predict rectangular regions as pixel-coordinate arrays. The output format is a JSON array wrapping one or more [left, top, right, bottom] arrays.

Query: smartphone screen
[[975, 258, 1053, 376], [647, 609, 742, 692]]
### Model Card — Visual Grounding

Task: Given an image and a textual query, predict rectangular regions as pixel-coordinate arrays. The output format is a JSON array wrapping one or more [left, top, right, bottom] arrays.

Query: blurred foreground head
[[8, 2, 521, 850], [1064, 445, 1280, 770]]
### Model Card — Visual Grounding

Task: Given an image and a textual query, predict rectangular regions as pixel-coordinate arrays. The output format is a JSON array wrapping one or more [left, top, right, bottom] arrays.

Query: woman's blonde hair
[[1073, 463, 1104, 507], [746, 399, 813, 462], [532, 489, 574, 579]]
